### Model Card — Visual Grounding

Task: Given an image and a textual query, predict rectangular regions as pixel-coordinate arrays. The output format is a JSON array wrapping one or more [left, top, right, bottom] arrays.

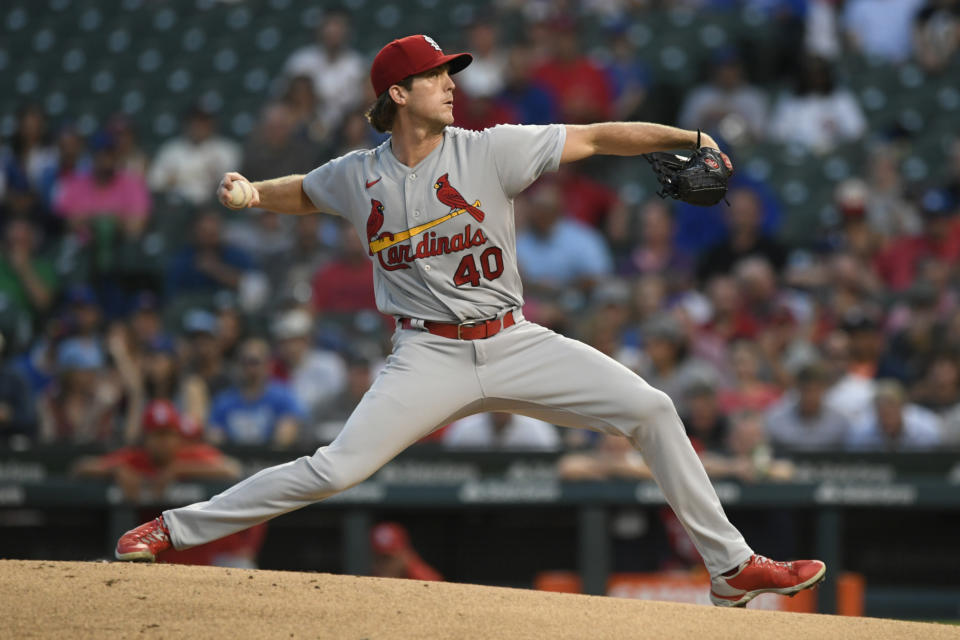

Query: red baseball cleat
[[115, 516, 172, 562], [710, 554, 826, 607]]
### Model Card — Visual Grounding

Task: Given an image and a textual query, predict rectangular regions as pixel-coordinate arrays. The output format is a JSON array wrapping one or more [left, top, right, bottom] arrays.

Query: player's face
[[404, 65, 455, 130]]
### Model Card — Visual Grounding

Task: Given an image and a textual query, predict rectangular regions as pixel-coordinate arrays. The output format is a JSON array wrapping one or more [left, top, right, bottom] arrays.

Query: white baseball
[[227, 179, 252, 209]]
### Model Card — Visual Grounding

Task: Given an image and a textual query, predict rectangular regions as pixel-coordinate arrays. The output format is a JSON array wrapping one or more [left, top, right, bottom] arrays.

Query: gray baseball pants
[[164, 319, 753, 576]]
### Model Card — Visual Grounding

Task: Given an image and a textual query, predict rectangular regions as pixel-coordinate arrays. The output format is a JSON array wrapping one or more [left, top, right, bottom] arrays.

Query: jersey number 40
[[453, 247, 504, 287]]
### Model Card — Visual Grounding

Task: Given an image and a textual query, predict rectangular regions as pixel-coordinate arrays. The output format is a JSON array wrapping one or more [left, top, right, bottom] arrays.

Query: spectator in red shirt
[[873, 189, 960, 290], [555, 165, 625, 230], [74, 400, 240, 502], [451, 91, 518, 132], [370, 522, 442, 582], [734, 257, 791, 331], [311, 221, 377, 314], [530, 20, 614, 123], [717, 339, 782, 414], [700, 275, 760, 342], [74, 400, 266, 567]]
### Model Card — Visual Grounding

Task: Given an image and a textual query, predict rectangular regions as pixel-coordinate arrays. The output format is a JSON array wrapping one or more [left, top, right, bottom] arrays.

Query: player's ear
[[389, 84, 407, 106]]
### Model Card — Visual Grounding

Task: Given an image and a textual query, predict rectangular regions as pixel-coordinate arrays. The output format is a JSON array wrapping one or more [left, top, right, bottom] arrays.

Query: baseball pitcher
[[116, 34, 824, 608]]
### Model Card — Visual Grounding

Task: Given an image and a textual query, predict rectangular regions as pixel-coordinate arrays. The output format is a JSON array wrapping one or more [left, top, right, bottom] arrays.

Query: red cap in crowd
[[370, 35, 472, 97], [371, 522, 411, 555], [142, 400, 182, 435]]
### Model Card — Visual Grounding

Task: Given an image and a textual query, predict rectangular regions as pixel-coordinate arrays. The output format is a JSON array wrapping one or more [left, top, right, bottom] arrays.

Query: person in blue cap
[[37, 336, 120, 444]]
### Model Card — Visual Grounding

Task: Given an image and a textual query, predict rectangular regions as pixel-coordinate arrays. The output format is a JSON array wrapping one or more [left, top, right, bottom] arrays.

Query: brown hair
[[365, 76, 414, 133]]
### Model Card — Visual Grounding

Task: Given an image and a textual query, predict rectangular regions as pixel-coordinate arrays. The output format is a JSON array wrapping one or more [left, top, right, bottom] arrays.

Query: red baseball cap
[[371, 522, 411, 555], [370, 35, 472, 97], [142, 400, 182, 435]]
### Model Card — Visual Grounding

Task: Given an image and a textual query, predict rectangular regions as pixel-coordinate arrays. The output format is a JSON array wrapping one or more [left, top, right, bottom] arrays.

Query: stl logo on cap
[[150, 402, 171, 425], [370, 34, 472, 96], [143, 399, 181, 434], [371, 522, 410, 554], [374, 527, 396, 547]]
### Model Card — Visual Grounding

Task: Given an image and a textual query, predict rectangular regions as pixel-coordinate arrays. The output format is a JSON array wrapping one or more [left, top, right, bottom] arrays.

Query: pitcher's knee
[[626, 388, 683, 439], [641, 388, 680, 423], [307, 448, 366, 496]]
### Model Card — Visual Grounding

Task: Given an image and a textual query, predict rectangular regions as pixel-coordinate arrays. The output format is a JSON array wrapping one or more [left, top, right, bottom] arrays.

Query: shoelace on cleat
[[134, 520, 168, 545], [753, 555, 793, 572], [142, 530, 166, 544]]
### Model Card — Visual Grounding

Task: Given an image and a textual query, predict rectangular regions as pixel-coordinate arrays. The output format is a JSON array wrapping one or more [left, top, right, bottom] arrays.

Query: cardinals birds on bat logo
[[366, 199, 386, 255], [434, 174, 484, 222], [364, 175, 486, 256]]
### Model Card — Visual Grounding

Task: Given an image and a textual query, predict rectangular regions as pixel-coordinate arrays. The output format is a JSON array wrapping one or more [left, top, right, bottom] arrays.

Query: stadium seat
[[937, 86, 960, 114], [105, 27, 133, 56]]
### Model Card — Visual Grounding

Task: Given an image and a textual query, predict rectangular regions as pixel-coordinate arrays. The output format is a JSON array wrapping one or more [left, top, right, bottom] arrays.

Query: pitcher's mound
[[1, 560, 955, 639]]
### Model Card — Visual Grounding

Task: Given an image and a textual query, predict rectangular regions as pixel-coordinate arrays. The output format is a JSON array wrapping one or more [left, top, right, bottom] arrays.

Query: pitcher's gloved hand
[[645, 144, 734, 207]]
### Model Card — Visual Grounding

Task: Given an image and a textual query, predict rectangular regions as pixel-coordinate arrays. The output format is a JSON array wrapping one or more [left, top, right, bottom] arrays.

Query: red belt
[[398, 310, 517, 340]]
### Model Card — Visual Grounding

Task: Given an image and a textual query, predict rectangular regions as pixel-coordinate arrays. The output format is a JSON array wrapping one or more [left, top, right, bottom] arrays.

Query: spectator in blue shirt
[[671, 137, 782, 255], [498, 45, 558, 125], [845, 379, 943, 451], [602, 27, 652, 121], [209, 337, 304, 448], [0, 330, 35, 445], [516, 181, 613, 294], [166, 210, 255, 297]]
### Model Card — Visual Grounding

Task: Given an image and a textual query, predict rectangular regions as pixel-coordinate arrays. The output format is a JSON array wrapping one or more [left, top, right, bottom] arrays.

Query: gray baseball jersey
[[161, 124, 754, 579], [302, 124, 565, 322]]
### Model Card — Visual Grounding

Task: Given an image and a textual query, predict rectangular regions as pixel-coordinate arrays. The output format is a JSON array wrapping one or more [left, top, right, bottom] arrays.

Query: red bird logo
[[366, 199, 385, 255], [434, 174, 484, 223]]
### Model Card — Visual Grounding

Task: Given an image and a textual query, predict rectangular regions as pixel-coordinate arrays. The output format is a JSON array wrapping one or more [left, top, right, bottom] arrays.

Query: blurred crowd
[[2, 1, 960, 491]]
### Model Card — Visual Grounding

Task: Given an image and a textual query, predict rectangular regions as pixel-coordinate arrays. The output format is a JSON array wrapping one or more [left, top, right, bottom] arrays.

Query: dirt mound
[[1, 560, 955, 639]]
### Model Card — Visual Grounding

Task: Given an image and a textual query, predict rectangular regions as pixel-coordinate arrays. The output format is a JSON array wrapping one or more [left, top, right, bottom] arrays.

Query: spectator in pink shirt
[[53, 131, 150, 239]]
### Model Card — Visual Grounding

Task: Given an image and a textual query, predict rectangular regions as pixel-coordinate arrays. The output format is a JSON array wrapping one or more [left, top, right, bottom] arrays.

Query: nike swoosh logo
[[365, 177, 382, 189]]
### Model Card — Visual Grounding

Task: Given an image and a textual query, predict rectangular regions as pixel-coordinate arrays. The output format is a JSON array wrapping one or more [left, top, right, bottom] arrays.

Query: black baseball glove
[[644, 136, 734, 207]]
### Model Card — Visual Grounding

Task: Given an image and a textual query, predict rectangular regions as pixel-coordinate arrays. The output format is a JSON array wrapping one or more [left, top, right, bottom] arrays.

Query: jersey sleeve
[[486, 124, 567, 199], [301, 153, 358, 217]]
